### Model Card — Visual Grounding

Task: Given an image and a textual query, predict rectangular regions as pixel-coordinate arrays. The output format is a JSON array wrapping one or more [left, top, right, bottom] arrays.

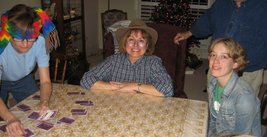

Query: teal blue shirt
[[0, 35, 49, 81]]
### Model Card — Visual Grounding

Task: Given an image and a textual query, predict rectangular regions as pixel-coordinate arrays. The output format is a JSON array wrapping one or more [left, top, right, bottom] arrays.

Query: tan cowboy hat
[[115, 19, 158, 46]]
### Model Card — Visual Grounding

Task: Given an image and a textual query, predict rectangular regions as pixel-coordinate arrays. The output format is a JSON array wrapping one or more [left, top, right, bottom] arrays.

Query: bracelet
[[137, 83, 141, 92]]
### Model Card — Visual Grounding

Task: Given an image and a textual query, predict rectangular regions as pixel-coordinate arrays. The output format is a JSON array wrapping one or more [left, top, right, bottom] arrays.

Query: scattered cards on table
[[28, 110, 57, 121], [17, 104, 31, 112]]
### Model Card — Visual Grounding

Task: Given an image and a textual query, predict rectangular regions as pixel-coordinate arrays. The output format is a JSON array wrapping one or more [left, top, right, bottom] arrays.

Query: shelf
[[63, 16, 82, 23], [42, 0, 87, 84]]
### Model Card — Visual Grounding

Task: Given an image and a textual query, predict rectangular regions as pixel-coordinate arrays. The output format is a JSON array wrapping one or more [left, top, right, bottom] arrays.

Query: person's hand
[[110, 82, 138, 93], [108, 81, 124, 91], [173, 31, 192, 44], [38, 100, 49, 115], [6, 118, 26, 136]]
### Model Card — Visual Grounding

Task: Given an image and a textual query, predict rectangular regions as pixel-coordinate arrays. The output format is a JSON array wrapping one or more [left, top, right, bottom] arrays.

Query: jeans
[[0, 74, 38, 104]]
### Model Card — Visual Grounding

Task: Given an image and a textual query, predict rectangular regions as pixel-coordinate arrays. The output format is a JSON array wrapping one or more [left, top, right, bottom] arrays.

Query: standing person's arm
[[173, 31, 192, 44], [174, 0, 220, 44], [0, 99, 26, 136], [38, 67, 52, 114]]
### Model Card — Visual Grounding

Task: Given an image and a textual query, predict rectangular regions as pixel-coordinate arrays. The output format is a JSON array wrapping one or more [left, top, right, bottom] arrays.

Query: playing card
[[0, 124, 6, 132], [72, 111, 87, 116], [24, 128, 34, 137], [37, 110, 57, 121], [28, 110, 57, 121], [58, 117, 75, 125], [28, 112, 40, 120], [17, 104, 31, 112], [67, 92, 80, 96], [32, 95, 40, 100], [36, 122, 54, 131], [75, 100, 89, 104], [71, 109, 86, 113], [80, 101, 94, 106], [71, 108, 87, 116]]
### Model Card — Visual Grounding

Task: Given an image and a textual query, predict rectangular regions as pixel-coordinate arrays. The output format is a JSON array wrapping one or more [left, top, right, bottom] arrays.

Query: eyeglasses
[[12, 38, 36, 43], [208, 53, 231, 61], [126, 38, 147, 48]]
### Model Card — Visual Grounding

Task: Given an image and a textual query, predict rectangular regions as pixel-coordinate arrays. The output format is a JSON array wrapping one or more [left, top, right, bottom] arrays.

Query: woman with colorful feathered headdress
[[0, 4, 59, 136]]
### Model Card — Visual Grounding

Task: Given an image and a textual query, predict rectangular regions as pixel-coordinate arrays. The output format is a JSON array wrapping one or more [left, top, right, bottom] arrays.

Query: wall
[[84, 1, 99, 56], [0, 1, 40, 14]]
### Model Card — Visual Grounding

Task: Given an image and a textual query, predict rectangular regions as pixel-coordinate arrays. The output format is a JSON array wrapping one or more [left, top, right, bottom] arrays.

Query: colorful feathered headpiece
[[0, 6, 59, 54]]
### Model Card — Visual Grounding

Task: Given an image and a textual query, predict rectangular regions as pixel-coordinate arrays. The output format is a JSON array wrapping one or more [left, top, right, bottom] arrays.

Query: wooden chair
[[101, 9, 127, 45], [50, 52, 69, 84], [103, 23, 187, 98]]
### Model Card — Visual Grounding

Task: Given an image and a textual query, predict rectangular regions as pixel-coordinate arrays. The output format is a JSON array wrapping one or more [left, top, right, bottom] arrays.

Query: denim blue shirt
[[80, 53, 174, 97], [207, 73, 261, 137], [191, 0, 267, 72]]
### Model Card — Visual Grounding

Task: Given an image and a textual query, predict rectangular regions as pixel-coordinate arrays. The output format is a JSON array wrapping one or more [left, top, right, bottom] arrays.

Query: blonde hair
[[208, 37, 248, 71]]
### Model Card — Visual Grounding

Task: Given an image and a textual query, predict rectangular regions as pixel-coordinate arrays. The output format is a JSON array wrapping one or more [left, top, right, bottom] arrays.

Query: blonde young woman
[[207, 38, 260, 137]]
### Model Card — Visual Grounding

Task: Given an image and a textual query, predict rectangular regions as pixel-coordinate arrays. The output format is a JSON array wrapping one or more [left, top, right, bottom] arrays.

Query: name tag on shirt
[[214, 101, 220, 113]]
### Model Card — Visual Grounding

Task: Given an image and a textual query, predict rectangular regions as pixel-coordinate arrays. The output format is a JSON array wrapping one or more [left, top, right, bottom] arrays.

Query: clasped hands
[[109, 81, 140, 93]]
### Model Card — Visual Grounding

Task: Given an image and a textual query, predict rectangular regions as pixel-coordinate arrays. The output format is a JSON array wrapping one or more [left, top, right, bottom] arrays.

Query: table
[[0, 84, 208, 137]]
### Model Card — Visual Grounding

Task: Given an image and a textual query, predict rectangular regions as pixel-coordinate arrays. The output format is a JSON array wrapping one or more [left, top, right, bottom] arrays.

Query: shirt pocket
[[219, 107, 235, 129]]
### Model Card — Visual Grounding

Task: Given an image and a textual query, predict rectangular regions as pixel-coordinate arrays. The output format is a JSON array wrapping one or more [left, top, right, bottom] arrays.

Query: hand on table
[[38, 100, 49, 115], [6, 118, 26, 136]]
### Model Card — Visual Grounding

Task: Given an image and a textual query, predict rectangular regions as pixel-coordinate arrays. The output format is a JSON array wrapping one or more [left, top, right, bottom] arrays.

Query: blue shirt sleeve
[[80, 55, 113, 89], [149, 56, 174, 97]]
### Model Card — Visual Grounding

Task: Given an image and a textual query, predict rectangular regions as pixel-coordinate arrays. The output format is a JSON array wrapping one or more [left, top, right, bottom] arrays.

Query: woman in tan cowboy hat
[[81, 19, 173, 97]]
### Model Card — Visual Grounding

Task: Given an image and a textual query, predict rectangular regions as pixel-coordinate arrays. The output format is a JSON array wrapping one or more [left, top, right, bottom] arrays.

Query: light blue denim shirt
[[207, 72, 261, 137]]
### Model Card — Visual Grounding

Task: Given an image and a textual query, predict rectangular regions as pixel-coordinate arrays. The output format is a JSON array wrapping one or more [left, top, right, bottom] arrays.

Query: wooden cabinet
[[41, 0, 88, 84], [41, 0, 85, 55]]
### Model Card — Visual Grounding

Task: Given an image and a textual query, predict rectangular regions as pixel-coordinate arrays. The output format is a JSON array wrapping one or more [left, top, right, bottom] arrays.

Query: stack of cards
[[17, 104, 31, 112], [58, 117, 75, 125], [28, 110, 57, 121], [75, 100, 94, 106], [71, 109, 87, 116], [36, 122, 54, 131]]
